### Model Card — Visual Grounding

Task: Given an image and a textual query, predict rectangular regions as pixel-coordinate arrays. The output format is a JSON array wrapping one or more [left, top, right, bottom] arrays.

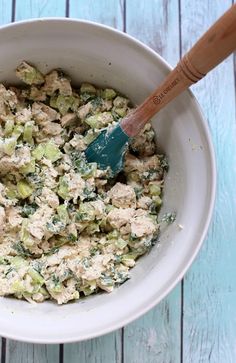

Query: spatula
[[85, 4, 236, 174]]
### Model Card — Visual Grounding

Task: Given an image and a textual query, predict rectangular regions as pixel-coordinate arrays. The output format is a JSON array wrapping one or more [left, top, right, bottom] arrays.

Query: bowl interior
[[0, 19, 215, 343]]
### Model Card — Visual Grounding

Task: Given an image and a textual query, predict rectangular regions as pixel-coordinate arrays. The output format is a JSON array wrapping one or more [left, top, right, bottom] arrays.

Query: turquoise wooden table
[[0, 1, 235, 362]]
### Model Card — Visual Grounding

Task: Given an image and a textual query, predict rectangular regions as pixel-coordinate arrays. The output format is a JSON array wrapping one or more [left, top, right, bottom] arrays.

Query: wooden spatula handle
[[121, 4, 236, 136]]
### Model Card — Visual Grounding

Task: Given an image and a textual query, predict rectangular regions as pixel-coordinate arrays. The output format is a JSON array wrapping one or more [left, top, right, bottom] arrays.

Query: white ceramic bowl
[[0, 19, 216, 343]]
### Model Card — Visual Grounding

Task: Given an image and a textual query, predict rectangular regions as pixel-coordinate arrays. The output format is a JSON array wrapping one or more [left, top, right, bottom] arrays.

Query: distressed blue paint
[[14, 0, 66, 20], [181, 1, 236, 362], [5, 341, 59, 363], [64, 334, 122, 363], [69, 0, 124, 30], [0, 0, 12, 25], [126, 0, 180, 66]]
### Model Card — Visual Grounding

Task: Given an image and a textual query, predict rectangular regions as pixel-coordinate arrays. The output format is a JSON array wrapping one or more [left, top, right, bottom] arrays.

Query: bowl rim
[[0, 17, 216, 344]]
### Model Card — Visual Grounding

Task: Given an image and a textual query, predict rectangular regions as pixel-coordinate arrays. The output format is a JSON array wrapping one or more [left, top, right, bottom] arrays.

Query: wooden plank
[[63, 1, 123, 362], [181, 1, 236, 362], [4, 1, 62, 362], [14, 0, 66, 20], [0, 0, 12, 24], [123, 288, 181, 363], [123, 1, 182, 363], [64, 333, 121, 363], [125, 0, 180, 66], [234, 0, 236, 146], [69, 0, 124, 30], [5, 341, 59, 363]]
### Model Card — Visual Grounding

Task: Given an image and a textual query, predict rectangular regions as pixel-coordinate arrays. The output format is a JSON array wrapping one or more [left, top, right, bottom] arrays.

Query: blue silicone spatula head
[[85, 124, 130, 175]]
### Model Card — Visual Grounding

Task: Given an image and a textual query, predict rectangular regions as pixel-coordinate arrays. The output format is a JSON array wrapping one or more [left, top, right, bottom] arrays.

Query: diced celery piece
[[20, 220, 33, 247], [107, 229, 119, 240], [81, 281, 96, 296], [71, 94, 80, 112], [105, 204, 114, 213], [121, 252, 139, 267], [56, 95, 74, 115], [152, 195, 162, 206], [76, 202, 95, 222], [50, 94, 79, 114], [56, 204, 69, 223], [113, 96, 129, 108], [23, 237, 35, 248], [81, 287, 94, 296], [57, 176, 69, 200], [83, 130, 98, 145], [3, 137, 17, 156], [86, 222, 100, 234], [39, 287, 49, 297], [85, 115, 99, 129], [80, 83, 96, 94], [12, 124, 24, 139], [50, 95, 58, 108], [44, 142, 62, 162], [4, 119, 14, 136], [102, 88, 116, 100], [32, 144, 45, 160], [11, 256, 28, 269], [72, 291, 80, 301], [16, 61, 44, 85], [12, 280, 25, 293], [19, 159, 36, 174], [28, 268, 44, 285], [85, 112, 113, 129], [17, 180, 34, 199], [149, 184, 161, 196], [113, 107, 127, 117], [6, 184, 19, 199], [23, 122, 34, 145], [52, 284, 63, 293], [115, 238, 128, 249]]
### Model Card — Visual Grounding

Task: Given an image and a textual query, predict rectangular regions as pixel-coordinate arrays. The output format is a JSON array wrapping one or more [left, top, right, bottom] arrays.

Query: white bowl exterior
[[0, 19, 216, 343]]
